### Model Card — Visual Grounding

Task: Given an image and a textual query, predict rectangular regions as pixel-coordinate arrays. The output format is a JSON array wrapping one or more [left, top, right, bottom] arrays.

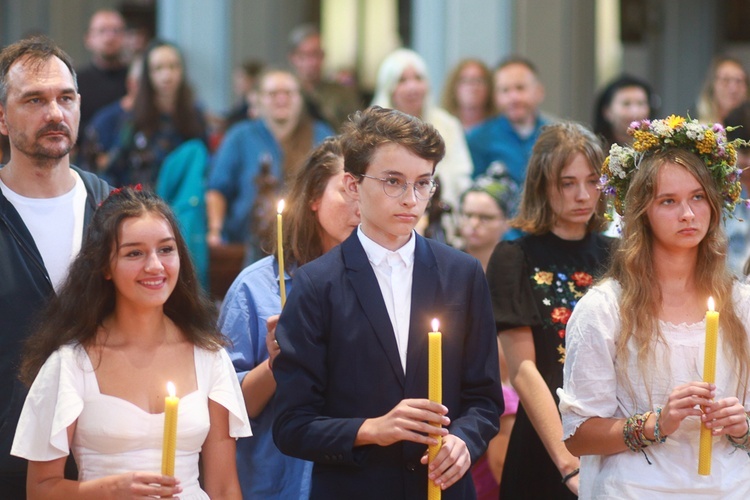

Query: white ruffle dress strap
[[11, 344, 86, 461], [199, 347, 252, 438]]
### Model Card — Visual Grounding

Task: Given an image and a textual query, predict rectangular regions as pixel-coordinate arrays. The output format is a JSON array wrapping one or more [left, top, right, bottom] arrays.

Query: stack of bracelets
[[623, 407, 669, 452], [727, 414, 750, 452]]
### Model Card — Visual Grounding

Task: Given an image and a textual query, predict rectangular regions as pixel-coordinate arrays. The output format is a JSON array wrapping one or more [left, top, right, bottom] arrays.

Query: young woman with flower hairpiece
[[11, 187, 251, 499], [559, 116, 750, 498], [485, 121, 613, 498]]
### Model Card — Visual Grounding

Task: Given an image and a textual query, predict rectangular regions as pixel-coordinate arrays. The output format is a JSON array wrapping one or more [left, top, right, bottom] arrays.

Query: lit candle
[[698, 297, 719, 476], [161, 381, 179, 476], [277, 199, 286, 308], [428, 318, 442, 499]]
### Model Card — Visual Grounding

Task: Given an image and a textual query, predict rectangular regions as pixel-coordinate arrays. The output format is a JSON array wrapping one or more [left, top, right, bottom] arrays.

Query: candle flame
[[431, 318, 439, 332], [708, 296, 715, 312], [167, 381, 176, 398], [277, 199, 285, 214]]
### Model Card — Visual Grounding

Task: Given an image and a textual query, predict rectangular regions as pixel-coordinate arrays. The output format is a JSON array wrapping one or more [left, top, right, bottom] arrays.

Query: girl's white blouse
[[559, 279, 750, 499]]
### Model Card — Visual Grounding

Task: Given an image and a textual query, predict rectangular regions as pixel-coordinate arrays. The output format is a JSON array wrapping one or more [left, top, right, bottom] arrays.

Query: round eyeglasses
[[359, 174, 438, 200]]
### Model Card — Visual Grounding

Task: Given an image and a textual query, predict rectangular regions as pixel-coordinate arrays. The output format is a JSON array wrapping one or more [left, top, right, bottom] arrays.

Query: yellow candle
[[161, 381, 179, 476], [428, 318, 442, 499], [277, 199, 286, 308], [699, 297, 719, 475]]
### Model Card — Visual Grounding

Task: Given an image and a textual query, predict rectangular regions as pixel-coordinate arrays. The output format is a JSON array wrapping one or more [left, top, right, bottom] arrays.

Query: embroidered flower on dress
[[534, 271, 554, 285], [532, 266, 596, 364]]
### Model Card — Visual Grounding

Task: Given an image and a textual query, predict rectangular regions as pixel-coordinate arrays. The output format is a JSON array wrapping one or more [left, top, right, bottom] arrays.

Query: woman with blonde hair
[[486, 121, 612, 498], [559, 116, 750, 497]]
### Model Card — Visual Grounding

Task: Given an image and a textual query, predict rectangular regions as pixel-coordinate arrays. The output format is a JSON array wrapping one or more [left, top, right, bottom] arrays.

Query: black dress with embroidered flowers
[[486, 231, 612, 499]]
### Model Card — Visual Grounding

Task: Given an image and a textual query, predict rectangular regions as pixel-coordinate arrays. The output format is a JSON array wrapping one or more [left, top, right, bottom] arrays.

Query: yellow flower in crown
[[666, 114, 685, 129], [632, 130, 659, 152], [728, 144, 737, 167], [599, 116, 748, 218], [697, 130, 716, 155]]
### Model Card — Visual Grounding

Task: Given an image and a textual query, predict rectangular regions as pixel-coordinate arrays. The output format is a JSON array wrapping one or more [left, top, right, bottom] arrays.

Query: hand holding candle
[[698, 297, 719, 476], [428, 319, 442, 499], [162, 382, 179, 476], [277, 199, 287, 308]]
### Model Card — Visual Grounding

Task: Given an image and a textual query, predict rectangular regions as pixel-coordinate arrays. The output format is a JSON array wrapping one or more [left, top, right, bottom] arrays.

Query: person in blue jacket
[[206, 69, 334, 262], [219, 137, 359, 499]]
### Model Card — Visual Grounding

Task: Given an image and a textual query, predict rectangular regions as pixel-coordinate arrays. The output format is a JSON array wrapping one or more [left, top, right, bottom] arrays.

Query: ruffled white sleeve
[[204, 348, 252, 438], [558, 281, 622, 439], [11, 344, 85, 461]]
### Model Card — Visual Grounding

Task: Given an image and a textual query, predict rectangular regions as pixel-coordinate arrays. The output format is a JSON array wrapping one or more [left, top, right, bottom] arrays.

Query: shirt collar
[[357, 225, 416, 267]]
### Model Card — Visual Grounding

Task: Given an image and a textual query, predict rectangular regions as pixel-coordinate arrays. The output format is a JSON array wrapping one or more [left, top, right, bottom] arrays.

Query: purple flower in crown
[[713, 123, 725, 134]]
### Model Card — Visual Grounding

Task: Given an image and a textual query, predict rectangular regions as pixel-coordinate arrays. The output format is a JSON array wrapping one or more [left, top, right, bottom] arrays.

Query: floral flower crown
[[600, 115, 746, 218]]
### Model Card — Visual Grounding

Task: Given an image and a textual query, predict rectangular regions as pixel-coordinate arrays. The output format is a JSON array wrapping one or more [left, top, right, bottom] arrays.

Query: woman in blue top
[[218, 137, 360, 499]]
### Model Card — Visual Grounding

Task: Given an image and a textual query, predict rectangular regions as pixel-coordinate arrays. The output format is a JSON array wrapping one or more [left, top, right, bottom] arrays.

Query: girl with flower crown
[[486, 121, 613, 498], [559, 116, 750, 498]]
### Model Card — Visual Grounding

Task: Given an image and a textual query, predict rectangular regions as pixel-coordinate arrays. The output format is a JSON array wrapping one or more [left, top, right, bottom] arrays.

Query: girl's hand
[[107, 472, 181, 498], [659, 381, 715, 436], [702, 397, 749, 438]]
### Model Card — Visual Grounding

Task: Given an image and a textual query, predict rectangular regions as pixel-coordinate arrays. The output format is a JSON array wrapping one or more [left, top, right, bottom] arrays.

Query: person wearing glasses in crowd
[[457, 166, 520, 499], [272, 106, 503, 499]]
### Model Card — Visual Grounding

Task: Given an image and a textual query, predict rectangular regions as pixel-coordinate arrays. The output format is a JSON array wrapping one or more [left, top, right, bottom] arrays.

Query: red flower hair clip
[[98, 183, 144, 207]]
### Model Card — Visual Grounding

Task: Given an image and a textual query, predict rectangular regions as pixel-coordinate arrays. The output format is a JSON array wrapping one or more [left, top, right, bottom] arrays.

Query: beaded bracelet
[[623, 411, 655, 452], [653, 406, 668, 443], [727, 413, 750, 451]]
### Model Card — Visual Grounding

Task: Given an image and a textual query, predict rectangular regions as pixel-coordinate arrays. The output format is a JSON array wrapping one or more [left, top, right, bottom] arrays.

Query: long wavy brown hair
[[268, 137, 346, 271], [608, 148, 749, 401], [20, 188, 224, 386], [132, 40, 204, 140]]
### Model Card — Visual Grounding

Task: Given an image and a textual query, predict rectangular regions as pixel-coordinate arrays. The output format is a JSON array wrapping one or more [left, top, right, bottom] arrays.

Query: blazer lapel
[[404, 235, 439, 391], [342, 233, 406, 387]]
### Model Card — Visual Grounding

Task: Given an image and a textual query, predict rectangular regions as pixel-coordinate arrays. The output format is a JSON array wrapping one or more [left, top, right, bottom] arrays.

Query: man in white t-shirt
[[0, 36, 110, 498]]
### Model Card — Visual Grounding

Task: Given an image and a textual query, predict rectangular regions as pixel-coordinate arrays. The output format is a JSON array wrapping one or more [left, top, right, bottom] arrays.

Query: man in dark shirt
[[76, 10, 128, 146]]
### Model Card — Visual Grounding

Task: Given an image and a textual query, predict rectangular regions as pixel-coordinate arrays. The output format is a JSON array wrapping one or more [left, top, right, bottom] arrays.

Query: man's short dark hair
[[0, 35, 77, 104], [495, 55, 540, 79], [340, 106, 445, 178], [288, 24, 319, 54]]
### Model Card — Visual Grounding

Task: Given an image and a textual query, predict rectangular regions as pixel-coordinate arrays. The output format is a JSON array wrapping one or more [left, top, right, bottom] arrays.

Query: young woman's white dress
[[559, 280, 750, 499], [11, 344, 252, 500]]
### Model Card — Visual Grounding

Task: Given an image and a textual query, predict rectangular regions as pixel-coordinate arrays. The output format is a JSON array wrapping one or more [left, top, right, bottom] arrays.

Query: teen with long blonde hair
[[560, 116, 750, 497]]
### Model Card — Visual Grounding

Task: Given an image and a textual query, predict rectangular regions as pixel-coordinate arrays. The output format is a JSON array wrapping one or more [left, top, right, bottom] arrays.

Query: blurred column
[[158, 0, 231, 115], [412, 0, 512, 102]]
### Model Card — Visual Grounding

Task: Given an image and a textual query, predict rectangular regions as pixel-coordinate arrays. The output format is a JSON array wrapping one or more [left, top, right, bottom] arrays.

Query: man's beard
[[10, 123, 75, 165]]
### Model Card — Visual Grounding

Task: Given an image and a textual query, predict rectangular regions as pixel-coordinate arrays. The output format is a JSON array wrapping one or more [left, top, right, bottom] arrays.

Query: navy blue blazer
[[273, 232, 503, 499]]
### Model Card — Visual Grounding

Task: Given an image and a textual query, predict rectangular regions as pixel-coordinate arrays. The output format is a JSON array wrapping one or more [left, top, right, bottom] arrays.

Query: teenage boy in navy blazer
[[273, 106, 503, 499]]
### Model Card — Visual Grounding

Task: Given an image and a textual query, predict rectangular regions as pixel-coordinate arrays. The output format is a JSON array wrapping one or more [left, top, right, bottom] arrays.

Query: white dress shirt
[[357, 226, 415, 372]]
